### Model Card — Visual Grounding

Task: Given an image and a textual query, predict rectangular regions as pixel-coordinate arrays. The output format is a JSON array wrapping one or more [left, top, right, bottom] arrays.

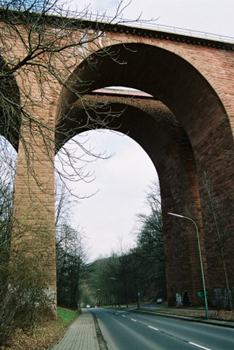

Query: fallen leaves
[[0, 319, 66, 350]]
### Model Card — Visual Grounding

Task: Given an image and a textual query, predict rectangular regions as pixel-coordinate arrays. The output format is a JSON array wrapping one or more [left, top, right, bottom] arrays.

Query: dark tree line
[[82, 182, 167, 307], [55, 183, 86, 309], [56, 225, 85, 309]]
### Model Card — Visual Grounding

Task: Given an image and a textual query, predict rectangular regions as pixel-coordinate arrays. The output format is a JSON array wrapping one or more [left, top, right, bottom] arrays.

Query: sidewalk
[[51, 310, 99, 350]]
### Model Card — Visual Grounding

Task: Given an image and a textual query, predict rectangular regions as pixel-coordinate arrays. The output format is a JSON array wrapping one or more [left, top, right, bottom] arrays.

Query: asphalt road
[[91, 308, 234, 350]]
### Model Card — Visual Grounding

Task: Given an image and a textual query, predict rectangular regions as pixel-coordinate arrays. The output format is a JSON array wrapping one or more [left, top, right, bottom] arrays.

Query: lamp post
[[168, 212, 209, 319]]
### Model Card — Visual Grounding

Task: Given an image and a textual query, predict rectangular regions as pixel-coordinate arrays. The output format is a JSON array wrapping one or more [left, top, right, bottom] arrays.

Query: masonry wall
[[1, 20, 233, 307]]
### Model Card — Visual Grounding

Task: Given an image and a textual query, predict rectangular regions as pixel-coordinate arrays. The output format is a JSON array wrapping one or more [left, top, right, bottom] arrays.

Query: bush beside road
[[0, 308, 80, 350]]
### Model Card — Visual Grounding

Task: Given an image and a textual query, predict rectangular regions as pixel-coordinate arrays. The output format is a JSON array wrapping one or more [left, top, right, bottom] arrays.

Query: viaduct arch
[[56, 94, 204, 305], [56, 42, 234, 305], [2, 21, 233, 307]]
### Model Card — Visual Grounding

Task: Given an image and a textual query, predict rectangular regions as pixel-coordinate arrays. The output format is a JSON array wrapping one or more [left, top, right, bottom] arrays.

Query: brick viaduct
[[1, 16, 234, 308]]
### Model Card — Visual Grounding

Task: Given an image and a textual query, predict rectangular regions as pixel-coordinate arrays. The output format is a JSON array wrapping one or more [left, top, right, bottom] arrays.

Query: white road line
[[148, 325, 159, 331], [122, 315, 126, 318], [189, 342, 212, 350], [131, 318, 137, 322]]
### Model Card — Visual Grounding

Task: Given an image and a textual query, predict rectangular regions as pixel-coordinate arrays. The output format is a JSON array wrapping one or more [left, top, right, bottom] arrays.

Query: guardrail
[[70, 10, 234, 44], [5, 5, 234, 44]]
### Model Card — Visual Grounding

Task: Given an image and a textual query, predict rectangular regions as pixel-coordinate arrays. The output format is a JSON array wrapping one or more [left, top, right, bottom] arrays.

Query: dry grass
[[0, 324, 62, 350], [0, 308, 79, 350], [212, 310, 234, 321]]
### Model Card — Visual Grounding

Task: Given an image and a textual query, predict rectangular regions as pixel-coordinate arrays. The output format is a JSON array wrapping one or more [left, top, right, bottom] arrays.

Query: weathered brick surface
[[1, 20, 233, 307]]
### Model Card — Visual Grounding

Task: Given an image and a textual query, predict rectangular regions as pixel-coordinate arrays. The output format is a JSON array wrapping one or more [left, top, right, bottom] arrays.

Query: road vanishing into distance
[[91, 308, 234, 350]]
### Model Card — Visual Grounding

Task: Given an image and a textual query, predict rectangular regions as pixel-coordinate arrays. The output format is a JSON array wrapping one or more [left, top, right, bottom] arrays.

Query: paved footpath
[[51, 310, 99, 350]]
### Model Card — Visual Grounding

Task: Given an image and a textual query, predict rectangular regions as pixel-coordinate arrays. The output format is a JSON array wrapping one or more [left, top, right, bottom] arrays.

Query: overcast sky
[[57, 130, 157, 261], [55, 0, 234, 262], [70, 0, 234, 37]]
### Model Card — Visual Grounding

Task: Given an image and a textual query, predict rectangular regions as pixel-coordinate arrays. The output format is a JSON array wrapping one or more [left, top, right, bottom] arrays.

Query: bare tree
[[136, 182, 164, 261], [203, 173, 233, 310], [0, 0, 138, 185], [0, 1, 142, 344], [0, 142, 53, 346]]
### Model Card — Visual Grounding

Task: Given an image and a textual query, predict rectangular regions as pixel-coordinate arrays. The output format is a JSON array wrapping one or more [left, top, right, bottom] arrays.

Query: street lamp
[[168, 212, 209, 319]]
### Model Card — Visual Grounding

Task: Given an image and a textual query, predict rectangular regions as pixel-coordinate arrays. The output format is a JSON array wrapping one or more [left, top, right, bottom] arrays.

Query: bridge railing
[[4, 5, 234, 44], [65, 9, 234, 44], [131, 21, 234, 44]]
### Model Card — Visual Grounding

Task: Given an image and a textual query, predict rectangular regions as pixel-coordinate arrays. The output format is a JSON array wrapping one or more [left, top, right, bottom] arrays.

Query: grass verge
[[57, 307, 80, 327]]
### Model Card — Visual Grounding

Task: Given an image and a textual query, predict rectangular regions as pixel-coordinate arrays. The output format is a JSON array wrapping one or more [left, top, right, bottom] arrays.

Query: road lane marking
[[189, 342, 212, 350], [122, 315, 126, 318], [131, 318, 137, 322], [148, 325, 159, 331]]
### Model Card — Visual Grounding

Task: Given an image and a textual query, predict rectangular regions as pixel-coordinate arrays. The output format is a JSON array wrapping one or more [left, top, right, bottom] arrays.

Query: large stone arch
[[56, 42, 234, 305], [56, 95, 205, 305]]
